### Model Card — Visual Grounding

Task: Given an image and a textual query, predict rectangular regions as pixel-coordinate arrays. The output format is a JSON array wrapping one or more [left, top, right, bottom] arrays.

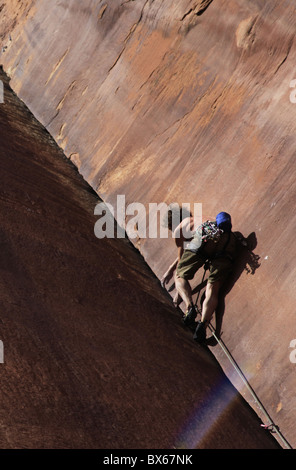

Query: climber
[[175, 212, 240, 343], [161, 204, 200, 307]]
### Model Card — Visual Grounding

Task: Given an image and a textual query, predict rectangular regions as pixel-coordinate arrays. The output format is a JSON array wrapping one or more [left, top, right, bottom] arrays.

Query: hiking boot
[[183, 304, 197, 326], [193, 321, 207, 344]]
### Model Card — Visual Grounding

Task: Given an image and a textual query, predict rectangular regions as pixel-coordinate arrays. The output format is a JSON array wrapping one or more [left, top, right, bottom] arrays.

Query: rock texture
[[0, 0, 295, 447], [0, 67, 280, 449]]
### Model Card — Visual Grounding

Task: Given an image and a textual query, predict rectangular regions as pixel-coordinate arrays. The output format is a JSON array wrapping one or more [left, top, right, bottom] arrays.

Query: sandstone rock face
[[0, 67, 280, 449], [0, 0, 295, 447]]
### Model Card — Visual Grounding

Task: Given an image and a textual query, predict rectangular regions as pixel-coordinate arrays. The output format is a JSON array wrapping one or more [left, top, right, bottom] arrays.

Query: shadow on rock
[[205, 231, 260, 346]]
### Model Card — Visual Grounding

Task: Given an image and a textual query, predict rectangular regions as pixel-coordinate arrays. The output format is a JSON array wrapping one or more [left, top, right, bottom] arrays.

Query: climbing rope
[[196, 267, 293, 450]]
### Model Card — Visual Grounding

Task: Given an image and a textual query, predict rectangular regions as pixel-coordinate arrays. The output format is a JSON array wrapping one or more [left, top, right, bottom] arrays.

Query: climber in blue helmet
[[175, 211, 241, 344]]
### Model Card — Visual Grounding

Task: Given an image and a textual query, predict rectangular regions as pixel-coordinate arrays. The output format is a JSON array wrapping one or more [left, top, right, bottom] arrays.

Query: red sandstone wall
[[0, 65, 281, 450], [0, 0, 295, 447]]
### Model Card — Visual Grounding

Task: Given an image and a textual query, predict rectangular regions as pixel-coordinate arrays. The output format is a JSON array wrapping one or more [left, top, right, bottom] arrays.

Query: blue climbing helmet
[[216, 212, 232, 232]]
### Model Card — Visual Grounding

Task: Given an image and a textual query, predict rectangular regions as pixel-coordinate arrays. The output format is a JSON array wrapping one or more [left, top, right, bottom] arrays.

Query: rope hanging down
[[197, 267, 293, 450]]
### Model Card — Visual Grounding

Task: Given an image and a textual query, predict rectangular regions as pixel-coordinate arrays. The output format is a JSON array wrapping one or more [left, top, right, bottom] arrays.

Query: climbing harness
[[195, 266, 293, 450]]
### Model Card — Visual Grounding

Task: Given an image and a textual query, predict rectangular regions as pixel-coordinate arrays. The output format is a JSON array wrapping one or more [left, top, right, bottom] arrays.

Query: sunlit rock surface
[[0, 67, 281, 449], [0, 0, 295, 447]]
